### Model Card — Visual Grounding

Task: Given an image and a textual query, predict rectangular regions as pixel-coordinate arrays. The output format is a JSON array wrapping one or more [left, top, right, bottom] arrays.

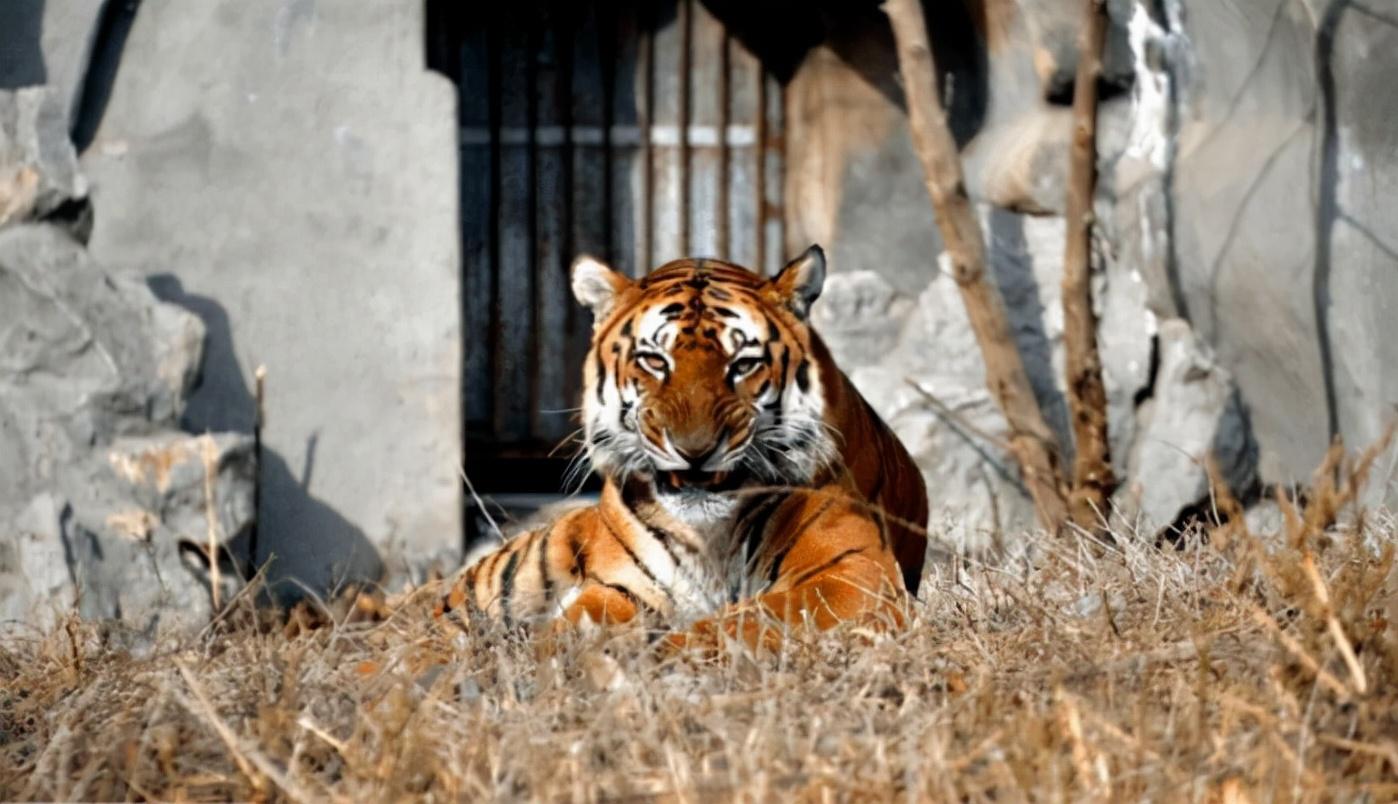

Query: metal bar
[[727, 33, 761, 268], [649, 0, 683, 265], [607, 3, 646, 277], [762, 71, 785, 276], [494, 14, 534, 440], [569, 3, 607, 426], [687, 0, 724, 257], [533, 4, 570, 444], [461, 16, 494, 431]]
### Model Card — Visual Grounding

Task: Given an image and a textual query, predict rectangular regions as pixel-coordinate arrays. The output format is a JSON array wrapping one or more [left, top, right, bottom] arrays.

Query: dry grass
[[4, 459, 1398, 801]]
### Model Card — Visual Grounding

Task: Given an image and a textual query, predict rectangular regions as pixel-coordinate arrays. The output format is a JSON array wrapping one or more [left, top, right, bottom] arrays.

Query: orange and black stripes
[[438, 248, 929, 649]]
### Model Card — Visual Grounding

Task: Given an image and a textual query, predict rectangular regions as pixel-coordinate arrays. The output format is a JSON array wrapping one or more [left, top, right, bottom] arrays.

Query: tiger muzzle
[[657, 427, 749, 493], [658, 467, 747, 495]]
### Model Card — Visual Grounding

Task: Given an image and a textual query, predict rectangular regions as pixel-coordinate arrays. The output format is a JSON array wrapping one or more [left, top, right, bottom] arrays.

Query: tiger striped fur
[[437, 247, 929, 649]]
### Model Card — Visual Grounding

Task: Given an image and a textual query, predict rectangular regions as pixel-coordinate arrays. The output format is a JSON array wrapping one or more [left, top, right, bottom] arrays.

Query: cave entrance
[[426, 0, 788, 548]]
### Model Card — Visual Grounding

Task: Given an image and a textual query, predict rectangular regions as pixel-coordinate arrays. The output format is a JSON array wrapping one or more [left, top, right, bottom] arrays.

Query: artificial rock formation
[[790, 0, 1265, 549], [0, 88, 252, 642], [0, 87, 85, 230], [1114, 319, 1258, 534]]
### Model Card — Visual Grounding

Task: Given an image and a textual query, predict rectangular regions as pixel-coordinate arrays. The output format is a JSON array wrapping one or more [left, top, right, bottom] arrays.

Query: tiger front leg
[[559, 582, 642, 626], [434, 511, 590, 628], [435, 506, 662, 633]]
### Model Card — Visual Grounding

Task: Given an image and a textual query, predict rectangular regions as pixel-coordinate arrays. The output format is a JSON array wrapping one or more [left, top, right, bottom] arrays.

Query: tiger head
[[571, 247, 839, 506]]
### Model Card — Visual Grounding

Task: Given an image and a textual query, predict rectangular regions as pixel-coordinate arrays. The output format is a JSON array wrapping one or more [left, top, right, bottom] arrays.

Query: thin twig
[[1299, 552, 1367, 694], [174, 660, 316, 802], [1246, 604, 1350, 700], [459, 465, 505, 542], [199, 435, 222, 612]]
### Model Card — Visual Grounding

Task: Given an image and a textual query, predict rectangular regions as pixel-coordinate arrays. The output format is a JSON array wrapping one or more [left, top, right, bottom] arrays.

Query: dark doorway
[[426, 0, 787, 546]]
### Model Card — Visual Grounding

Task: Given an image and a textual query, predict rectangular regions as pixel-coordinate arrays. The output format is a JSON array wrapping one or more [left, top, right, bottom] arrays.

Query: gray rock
[[81, 432, 256, 555], [0, 87, 86, 229], [818, 259, 1043, 551], [0, 219, 251, 640], [1115, 319, 1257, 534], [961, 106, 1074, 217], [1019, 0, 1137, 102], [1243, 498, 1285, 540], [0, 494, 73, 632], [1, 433, 255, 646], [811, 271, 914, 369], [1155, 0, 1398, 502], [0, 223, 201, 444], [59, 432, 254, 640], [813, 202, 1155, 549]]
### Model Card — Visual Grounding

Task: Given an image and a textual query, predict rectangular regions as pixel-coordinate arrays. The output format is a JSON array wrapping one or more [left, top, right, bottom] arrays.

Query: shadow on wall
[[987, 208, 1074, 459], [0, 0, 47, 89], [148, 275, 383, 602]]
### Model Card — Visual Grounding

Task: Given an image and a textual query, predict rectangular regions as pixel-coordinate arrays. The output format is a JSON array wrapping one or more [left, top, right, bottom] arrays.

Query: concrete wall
[[78, 1, 463, 594]]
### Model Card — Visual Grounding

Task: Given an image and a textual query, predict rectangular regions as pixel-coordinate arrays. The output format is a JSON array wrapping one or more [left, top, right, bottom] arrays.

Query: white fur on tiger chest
[[632, 493, 746, 621]]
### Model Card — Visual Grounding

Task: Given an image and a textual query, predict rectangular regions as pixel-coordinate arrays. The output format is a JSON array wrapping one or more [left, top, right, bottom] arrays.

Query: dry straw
[[3, 439, 1397, 801]]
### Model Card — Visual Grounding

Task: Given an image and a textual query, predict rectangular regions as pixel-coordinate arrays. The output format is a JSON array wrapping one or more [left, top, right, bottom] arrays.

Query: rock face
[[790, 4, 1163, 549], [0, 222, 254, 640], [789, 0, 1398, 549], [1115, 320, 1258, 533], [2, 435, 254, 641], [78, 0, 463, 595], [0, 87, 86, 229], [1163, 0, 1398, 495]]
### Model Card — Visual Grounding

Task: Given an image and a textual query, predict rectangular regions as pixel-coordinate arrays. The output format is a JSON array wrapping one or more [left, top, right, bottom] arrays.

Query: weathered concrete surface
[[80, 1, 463, 595], [0, 223, 252, 639]]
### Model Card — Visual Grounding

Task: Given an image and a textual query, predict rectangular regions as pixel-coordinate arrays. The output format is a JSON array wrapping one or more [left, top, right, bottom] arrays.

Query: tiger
[[437, 246, 929, 650]]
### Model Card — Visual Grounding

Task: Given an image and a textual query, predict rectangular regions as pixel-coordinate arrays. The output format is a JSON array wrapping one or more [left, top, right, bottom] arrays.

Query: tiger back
[[438, 246, 929, 648]]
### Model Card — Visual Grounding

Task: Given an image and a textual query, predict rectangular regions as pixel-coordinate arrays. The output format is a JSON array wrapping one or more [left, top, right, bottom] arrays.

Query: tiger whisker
[[547, 428, 587, 458]]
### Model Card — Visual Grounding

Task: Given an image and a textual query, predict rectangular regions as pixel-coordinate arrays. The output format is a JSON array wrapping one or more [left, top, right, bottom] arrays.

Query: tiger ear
[[770, 245, 826, 320], [571, 255, 632, 320]]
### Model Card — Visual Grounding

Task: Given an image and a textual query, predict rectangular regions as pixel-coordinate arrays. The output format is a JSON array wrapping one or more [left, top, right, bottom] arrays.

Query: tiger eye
[[730, 357, 763, 379], [637, 353, 667, 374]]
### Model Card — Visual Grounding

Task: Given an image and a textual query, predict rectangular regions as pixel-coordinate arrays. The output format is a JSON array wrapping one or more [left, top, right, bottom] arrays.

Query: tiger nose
[[671, 428, 728, 469]]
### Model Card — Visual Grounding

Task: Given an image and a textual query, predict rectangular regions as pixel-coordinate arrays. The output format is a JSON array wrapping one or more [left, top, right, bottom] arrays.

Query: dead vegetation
[[3, 446, 1397, 802]]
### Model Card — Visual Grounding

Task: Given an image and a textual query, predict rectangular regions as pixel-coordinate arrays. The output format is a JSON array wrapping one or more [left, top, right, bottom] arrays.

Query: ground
[[3, 480, 1397, 801]]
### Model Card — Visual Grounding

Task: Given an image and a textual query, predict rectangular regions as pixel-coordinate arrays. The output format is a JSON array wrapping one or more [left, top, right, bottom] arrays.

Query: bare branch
[[1061, 0, 1117, 531], [883, 0, 1068, 533]]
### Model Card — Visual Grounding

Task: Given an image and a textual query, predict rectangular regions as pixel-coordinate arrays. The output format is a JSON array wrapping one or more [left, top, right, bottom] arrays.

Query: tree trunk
[[1061, 0, 1116, 532], [883, 0, 1069, 533]]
